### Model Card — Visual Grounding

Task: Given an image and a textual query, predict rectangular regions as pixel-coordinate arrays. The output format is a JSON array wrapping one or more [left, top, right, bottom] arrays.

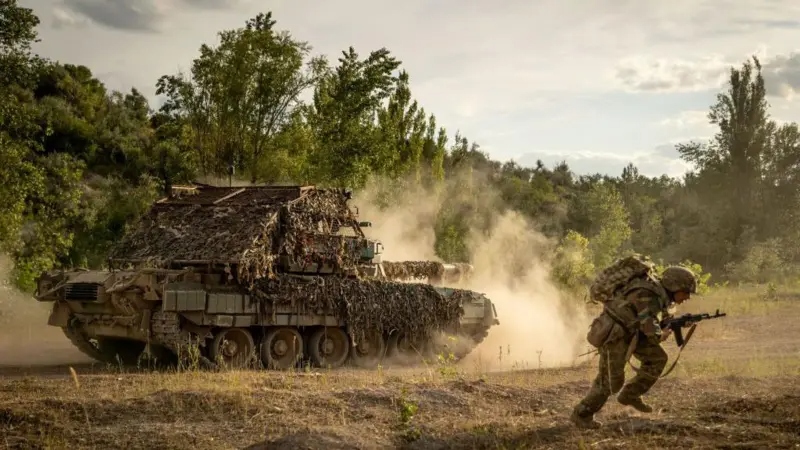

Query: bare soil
[[2, 287, 800, 449]]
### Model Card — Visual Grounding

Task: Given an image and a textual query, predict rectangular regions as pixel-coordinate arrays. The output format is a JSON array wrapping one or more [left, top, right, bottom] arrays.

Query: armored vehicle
[[34, 184, 499, 370]]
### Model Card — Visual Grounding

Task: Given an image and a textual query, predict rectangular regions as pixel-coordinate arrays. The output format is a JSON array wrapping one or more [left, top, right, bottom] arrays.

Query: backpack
[[589, 254, 657, 304]]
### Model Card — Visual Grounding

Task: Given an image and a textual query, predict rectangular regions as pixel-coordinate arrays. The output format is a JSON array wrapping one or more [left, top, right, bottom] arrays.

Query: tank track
[[150, 309, 216, 369], [61, 323, 112, 363], [62, 322, 147, 365]]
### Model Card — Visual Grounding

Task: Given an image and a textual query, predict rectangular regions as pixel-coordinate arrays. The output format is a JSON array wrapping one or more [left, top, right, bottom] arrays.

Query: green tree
[[676, 56, 774, 265], [552, 230, 596, 293], [573, 181, 632, 268], [306, 46, 402, 188], [157, 12, 325, 182]]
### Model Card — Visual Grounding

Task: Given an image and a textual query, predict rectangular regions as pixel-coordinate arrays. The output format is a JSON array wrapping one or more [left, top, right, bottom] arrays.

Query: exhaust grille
[[64, 283, 100, 301]]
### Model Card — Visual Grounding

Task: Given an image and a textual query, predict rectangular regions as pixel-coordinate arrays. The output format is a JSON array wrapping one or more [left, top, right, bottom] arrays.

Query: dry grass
[[2, 285, 800, 449]]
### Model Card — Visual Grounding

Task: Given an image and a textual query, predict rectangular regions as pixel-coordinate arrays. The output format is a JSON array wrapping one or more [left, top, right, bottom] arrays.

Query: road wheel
[[260, 327, 303, 370], [209, 328, 255, 369], [349, 330, 386, 368], [307, 327, 349, 369], [386, 331, 428, 365]]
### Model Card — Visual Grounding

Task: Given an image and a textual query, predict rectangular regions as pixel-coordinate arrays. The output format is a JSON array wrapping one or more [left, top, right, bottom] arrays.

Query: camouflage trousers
[[574, 332, 668, 417]]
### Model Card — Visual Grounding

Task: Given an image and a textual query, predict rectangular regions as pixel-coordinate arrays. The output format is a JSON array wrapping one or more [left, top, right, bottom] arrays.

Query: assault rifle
[[660, 308, 726, 347]]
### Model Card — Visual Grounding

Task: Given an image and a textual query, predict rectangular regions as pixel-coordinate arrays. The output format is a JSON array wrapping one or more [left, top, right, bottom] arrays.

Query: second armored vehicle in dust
[[34, 184, 499, 370]]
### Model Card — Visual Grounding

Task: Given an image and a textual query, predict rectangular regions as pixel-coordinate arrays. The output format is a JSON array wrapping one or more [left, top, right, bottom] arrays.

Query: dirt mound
[[699, 394, 800, 435]]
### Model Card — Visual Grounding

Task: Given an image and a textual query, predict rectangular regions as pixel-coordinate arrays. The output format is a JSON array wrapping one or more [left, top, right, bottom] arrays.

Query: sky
[[16, 0, 800, 178]]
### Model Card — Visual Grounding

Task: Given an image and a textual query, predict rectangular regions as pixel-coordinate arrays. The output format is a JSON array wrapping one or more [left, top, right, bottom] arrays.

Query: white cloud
[[658, 110, 710, 129], [656, 111, 717, 141], [612, 50, 800, 99], [54, 0, 167, 32], [612, 56, 732, 93], [49, 0, 250, 31], [762, 52, 800, 99], [51, 6, 89, 28]]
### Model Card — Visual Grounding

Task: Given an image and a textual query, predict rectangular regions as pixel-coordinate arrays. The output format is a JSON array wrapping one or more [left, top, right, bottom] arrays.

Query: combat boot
[[569, 407, 602, 429], [617, 395, 653, 413]]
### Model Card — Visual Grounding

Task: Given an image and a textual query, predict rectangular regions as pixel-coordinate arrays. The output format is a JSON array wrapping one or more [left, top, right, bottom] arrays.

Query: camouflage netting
[[109, 185, 367, 285], [251, 274, 468, 341], [267, 189, 366, 282], [382, 261, 473, 284]]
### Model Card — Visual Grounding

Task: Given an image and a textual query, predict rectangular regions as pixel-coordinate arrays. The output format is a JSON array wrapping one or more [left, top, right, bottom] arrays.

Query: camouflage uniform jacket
[[604, 275, 673, 344]]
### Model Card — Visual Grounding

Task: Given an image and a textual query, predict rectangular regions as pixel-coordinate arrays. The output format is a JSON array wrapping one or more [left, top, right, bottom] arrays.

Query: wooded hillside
[[1, 1, 797, 293]]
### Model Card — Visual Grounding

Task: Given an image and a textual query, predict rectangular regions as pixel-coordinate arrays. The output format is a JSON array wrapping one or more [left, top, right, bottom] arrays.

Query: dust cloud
[[356, 185, 442, 262], [354, 175, 591, 372], [0, 255, 90, 367], [459, 212, 590, 371]]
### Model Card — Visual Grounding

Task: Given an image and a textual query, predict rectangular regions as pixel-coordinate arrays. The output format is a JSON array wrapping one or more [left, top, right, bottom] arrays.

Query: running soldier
[[570, 263, 698, 429]]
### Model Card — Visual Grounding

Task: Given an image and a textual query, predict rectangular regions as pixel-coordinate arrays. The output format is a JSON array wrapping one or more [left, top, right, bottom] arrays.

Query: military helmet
[[660, 266, 697, 294]]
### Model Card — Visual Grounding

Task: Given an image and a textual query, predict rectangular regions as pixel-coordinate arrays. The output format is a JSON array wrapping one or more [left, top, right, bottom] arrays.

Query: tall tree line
[[1, 1, 798, 292]]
